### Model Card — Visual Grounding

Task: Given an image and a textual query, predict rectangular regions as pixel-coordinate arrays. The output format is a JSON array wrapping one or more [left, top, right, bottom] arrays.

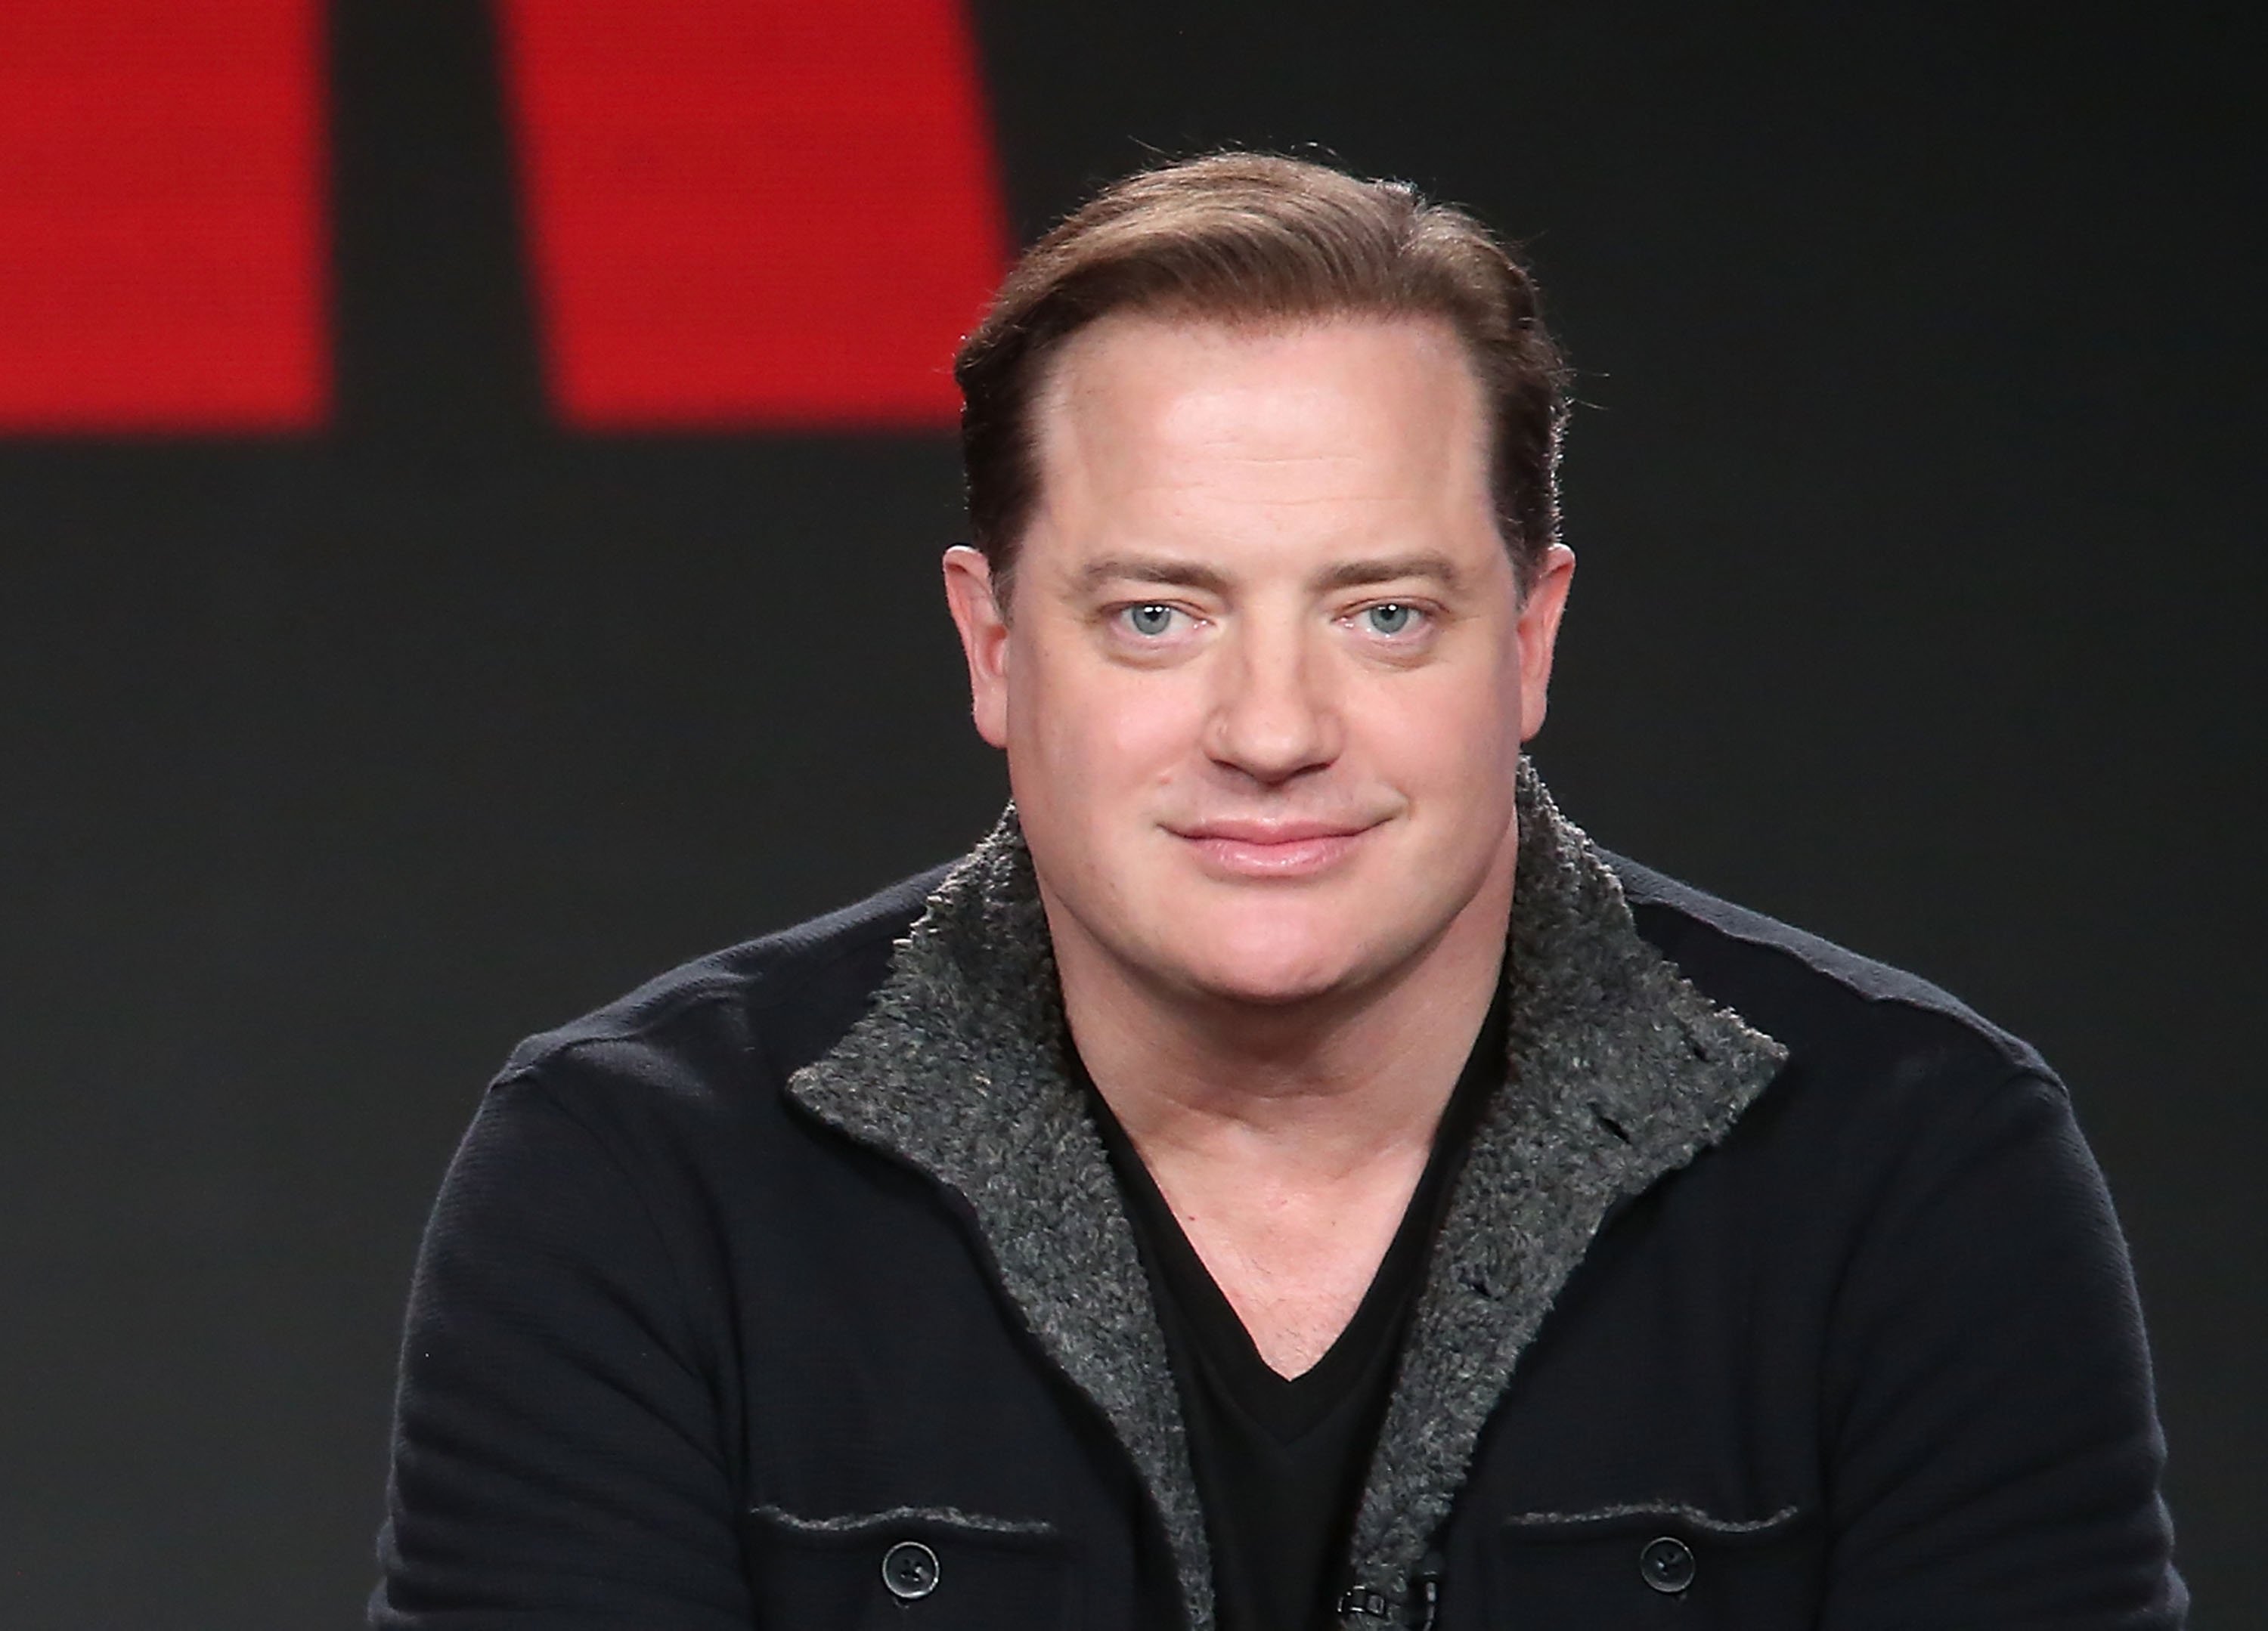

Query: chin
[[1157, 905, 1380, 1008]]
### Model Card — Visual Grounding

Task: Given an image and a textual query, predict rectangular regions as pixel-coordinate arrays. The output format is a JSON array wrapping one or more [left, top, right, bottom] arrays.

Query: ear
[[942, 545, 1011, 748], [1514, 543, 1576, 744]]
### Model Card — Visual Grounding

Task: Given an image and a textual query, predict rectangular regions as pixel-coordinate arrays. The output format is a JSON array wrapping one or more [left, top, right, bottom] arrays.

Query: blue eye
[[1123, 603, 1177, 637], [1364, 602, 1419, 636]]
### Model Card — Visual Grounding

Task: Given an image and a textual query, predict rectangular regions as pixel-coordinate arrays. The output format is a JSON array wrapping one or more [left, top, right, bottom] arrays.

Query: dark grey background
[[1, 2, 2256, 1623]]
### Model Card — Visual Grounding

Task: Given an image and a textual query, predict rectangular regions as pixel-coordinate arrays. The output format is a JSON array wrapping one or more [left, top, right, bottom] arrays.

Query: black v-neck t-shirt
[[1077, 985, 1508, 1631]]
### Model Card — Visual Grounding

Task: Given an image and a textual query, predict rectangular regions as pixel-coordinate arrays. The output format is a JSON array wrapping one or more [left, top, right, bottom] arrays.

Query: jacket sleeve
[[1818, 1067, 2186, 1629], [370, 1075, 752, 1630]]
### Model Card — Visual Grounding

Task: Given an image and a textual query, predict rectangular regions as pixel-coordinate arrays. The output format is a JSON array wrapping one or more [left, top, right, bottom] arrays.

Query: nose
[[1202, 619, 1340, 784]]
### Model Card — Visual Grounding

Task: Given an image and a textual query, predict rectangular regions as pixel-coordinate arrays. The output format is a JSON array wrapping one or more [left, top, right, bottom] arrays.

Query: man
[[372, 154, 2184, 1629]]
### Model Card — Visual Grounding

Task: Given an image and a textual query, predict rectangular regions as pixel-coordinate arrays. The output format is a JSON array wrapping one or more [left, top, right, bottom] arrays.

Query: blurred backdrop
[[1, 2, 2257, 1623]]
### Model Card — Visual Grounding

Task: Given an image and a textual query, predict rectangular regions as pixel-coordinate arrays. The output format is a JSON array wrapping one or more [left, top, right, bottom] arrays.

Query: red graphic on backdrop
[[0, 2, 1006, 435], [497, 0, 1009, 429], [0, 0, 327, 432]]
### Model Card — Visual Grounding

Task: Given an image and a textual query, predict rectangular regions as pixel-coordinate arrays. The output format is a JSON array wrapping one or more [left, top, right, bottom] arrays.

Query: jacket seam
[[496, 986, 747, 1082], [497, 913, 912, 1085], [1630, 898, 2053, 1093], [748, 1502, 1058, 1538], [1499, 1499, 1804, 1534]]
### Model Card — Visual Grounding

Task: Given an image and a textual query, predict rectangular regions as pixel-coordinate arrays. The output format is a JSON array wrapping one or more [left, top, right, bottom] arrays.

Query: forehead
[[1027, 311, 1494, 549]]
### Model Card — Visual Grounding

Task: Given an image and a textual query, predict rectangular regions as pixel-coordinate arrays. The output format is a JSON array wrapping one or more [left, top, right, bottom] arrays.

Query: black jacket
[[371, 770, 2185, 1629]]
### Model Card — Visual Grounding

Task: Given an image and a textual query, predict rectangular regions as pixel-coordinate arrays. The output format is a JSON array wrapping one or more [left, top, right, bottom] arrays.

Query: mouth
[[1167, 818, 1382, 880]]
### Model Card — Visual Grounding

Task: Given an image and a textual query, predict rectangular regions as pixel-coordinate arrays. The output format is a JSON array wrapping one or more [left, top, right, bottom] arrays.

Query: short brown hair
[[953, 152, 1569, 600]]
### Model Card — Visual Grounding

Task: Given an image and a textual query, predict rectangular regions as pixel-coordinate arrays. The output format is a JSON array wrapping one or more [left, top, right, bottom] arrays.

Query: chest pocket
[[1493, 1502, 1819, 1629], [741, 1504, 1073, 1630]]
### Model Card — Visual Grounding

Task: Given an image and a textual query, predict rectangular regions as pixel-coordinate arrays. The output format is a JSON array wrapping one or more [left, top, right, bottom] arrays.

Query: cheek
[[1356, 665, 1523, 791], [1012, 646, 1204, 811]]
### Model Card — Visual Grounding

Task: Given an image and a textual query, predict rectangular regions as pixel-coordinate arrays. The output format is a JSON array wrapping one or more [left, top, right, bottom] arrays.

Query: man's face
[[944, 312, 1574, 1010]]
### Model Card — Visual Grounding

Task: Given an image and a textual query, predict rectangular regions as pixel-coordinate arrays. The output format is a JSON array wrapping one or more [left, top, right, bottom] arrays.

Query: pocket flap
[[1495, 1501, 1818, 1628], [741, 1504, 1070, 1629], [1499, 1499, 1809, 1545]]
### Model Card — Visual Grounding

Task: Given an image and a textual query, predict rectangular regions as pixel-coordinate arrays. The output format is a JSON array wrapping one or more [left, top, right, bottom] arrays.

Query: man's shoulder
[[495, 860, 952, 1104], [1605, 850, 2054, 1091]]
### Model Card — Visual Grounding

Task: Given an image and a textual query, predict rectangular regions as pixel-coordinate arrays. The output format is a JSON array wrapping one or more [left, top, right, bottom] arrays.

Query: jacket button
[[1639, 1535, 1696, 1595], [881, 1540, 940, 1600]]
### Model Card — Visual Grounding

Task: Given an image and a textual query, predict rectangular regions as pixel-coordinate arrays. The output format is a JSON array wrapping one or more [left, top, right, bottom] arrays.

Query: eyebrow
[[1073, 556, 1234, 597], [1311, 552, 1469, 595], [1073, 550, 1468, 598]]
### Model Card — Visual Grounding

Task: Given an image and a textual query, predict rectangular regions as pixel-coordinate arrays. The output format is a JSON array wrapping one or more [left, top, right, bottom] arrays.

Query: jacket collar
[[786, 763, 1787, 1629]]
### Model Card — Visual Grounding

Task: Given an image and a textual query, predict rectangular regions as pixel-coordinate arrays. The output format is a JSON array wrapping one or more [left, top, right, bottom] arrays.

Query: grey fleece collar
[[787, 763, 1787, 1629]]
